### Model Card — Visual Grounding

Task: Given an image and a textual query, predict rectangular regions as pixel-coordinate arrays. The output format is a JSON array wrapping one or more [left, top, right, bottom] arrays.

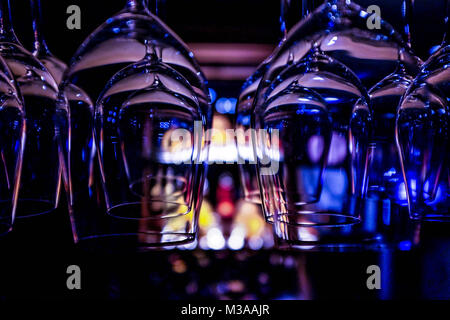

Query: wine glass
[[396, 82, 448, 221], [255, 44, 371, 245], [348, 49, 426, 247], [94, 43, 204, 245], [366, 50, 414, 205], [396, 18, 449, 221], [256, 82, 332, 234], [250, 0, 424, 247], [0, 0, 63, 218], [0, 55, 25, 234], [236, 0, 317, 204], [30, 0, 67, 85], [60, 0, 210, 248]]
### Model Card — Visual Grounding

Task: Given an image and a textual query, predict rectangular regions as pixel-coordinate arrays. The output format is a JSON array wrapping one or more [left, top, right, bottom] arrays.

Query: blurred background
[[0, 0, 448, 300]]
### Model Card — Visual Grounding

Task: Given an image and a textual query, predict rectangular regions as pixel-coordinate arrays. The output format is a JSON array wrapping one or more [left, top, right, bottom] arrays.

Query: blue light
[[240, 115, 251, 126], [208, 88, 217, 104], [398, 240, 412, 251], [160, 122, 170, 129], [215, 97, 237, 114], [429, 45, 441, 55]]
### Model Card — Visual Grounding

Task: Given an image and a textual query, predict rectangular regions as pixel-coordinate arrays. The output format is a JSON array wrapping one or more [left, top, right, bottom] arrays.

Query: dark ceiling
[[8, 0, 448, 64]]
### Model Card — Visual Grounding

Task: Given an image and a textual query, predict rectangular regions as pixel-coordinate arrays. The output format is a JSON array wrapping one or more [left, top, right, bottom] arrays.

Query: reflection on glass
[[0, 55, 25, 234], [256, 83, 332, 235]]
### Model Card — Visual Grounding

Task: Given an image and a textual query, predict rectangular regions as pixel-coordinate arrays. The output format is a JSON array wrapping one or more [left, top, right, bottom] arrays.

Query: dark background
[[8, 0, 450, 63], [0, 0, 448, 301]]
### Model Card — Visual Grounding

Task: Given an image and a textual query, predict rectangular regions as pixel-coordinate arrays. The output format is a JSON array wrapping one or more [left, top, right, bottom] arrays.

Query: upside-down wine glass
[[94, 42, 205, 245], [396, 13, 449, 221], [60, 0, 210, 248], [236, 0, 316, 204], [366, 49, 414, 206], [0, 0, 63, 218], [256, 42, 373, 245], [396, 82, 448, 221], [251, 0, 423, 247], [349, 48, 424, 246]]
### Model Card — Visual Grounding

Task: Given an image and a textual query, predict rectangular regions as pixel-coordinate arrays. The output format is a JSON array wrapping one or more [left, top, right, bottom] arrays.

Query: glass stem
[[0, 0, 20, 44], [148, 0, 166, 20], [125, 0, 148, 13], [280, 0, 288, 40], [402, 0, 413, 49], [303, 0, 319, 15], [281, 0, 317, 39], [443, 0, 449, 46], [31, 0, 50, 56]]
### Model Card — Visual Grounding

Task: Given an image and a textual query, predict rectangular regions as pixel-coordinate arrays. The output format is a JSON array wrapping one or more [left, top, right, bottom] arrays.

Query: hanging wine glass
[[366, 49, 414, 205], [30, 0, 67, 85], [58, 1, 211, 249], [236, 0, 316, 204], [94, 43, 204, 246], [0, 0, 63, 218], [256, 82, 331, 232], [348, 49, 427, 247], [0, 55, 25, 234], [256, 43, 371, 245], [59, 0, 210, 248], [396, 16, 449, 221], [249, 0, 426, 248], [396, 82, 448, 221]]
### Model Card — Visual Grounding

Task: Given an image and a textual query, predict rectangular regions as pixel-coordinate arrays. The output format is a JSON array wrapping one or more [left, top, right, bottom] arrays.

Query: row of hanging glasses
[[0, 0, 211, 249], [0, 0, 447, 251], [237, 0, 449, 248]]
